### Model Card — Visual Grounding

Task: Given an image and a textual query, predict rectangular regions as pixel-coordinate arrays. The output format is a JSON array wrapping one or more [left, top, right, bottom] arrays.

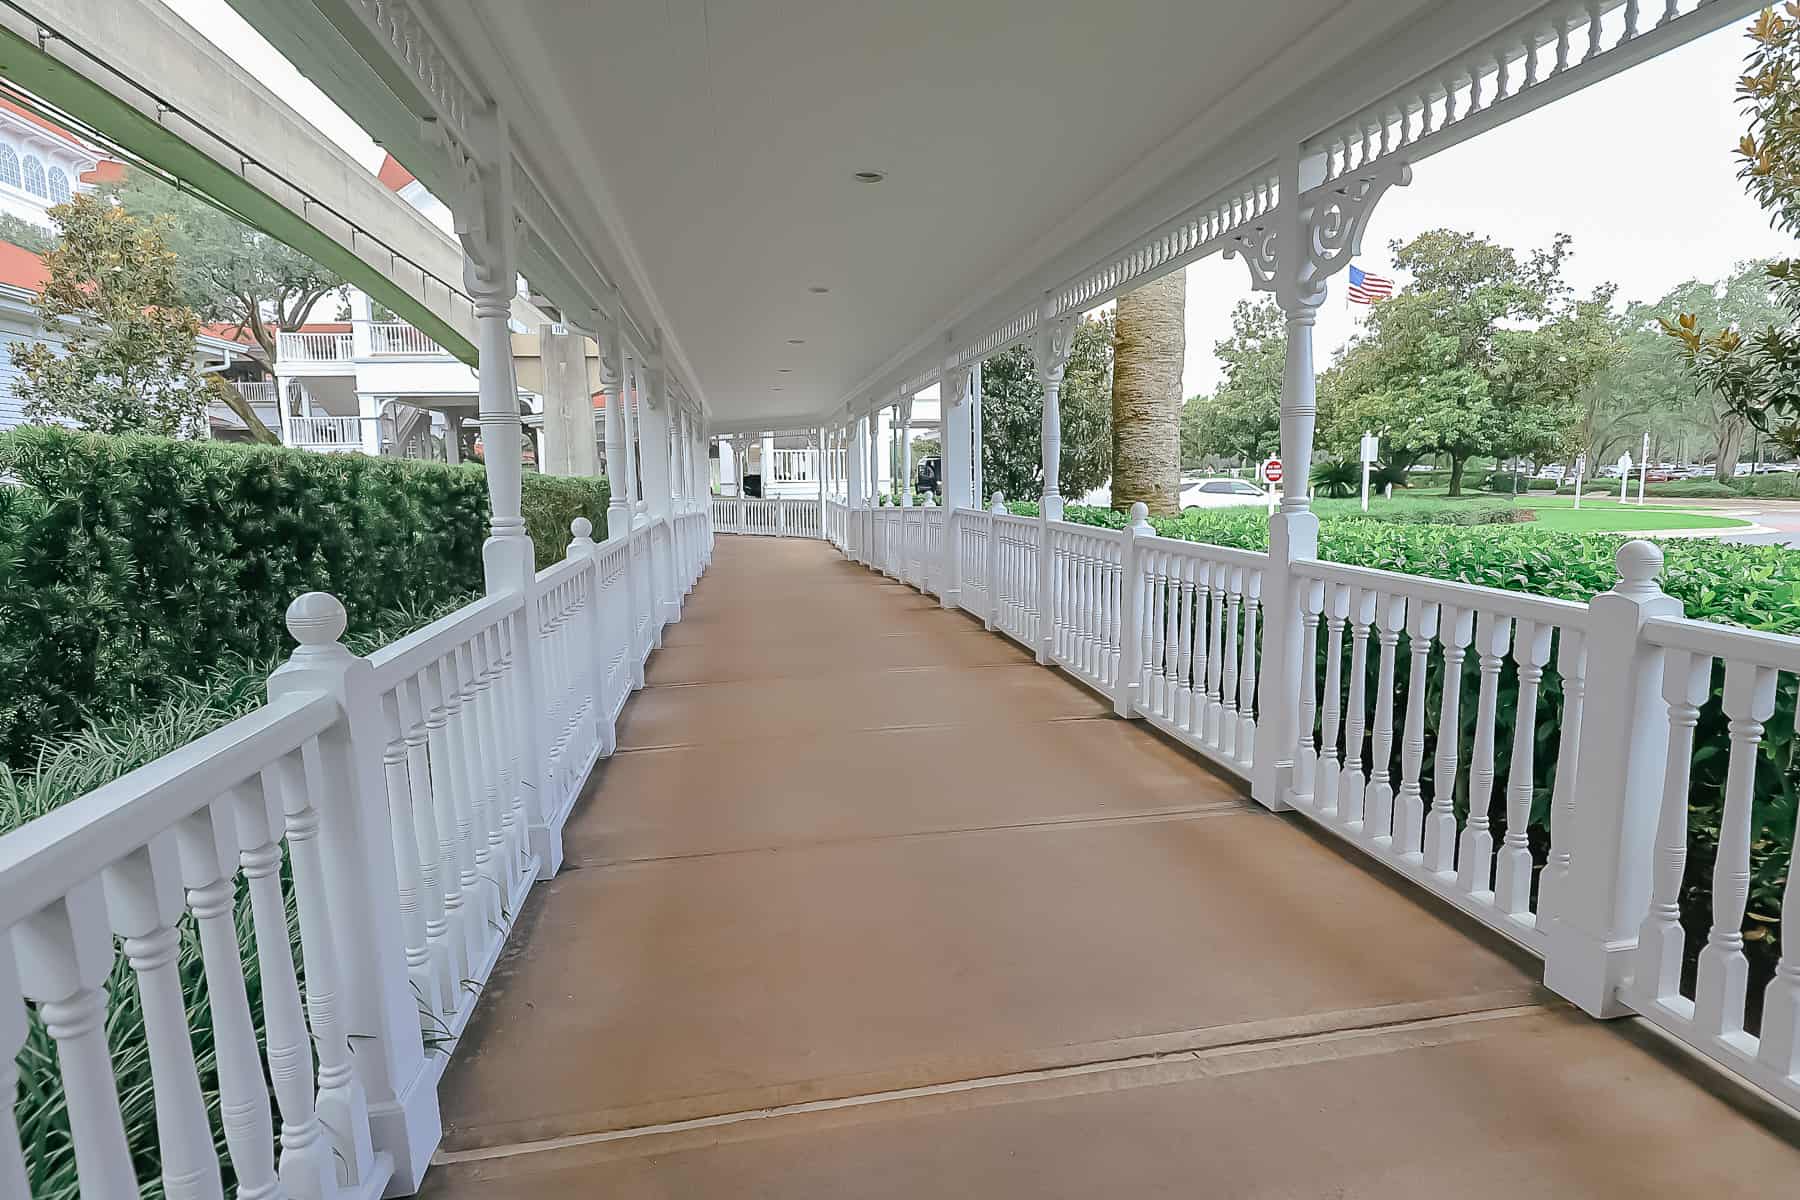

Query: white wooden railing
[[287, 414, 366, 449], [0, 508, 713, 1199], [369, 322, 445, 357], [278, 330, 354, 363], [712, 496, 823, 539], [824, 498, 1800, 1117]]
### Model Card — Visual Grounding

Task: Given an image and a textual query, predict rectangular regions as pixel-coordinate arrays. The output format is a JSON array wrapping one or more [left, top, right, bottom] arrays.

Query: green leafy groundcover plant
[[3, 595, 472, 1200], [0, 427, 609, 769], [1014, 502, 1800, 1021]]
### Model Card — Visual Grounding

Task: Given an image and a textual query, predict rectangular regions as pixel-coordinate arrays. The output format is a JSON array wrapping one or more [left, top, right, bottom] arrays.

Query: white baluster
[[422, 659, 477, 983], [1457, 612, 1512, 895], [103, 835, 224, 1200], [1148, 551, 1167, 716], [1495, 620, 1554, 918], [11, 883, 137, 1197], [1340, 587, 1376, 827], [1694, 659, 1777, 1039], [232, 779, 334, 1200], [1538, 630, 1587, 923], [1758, 680, 1800, 1075], [1220, 567, 1244, 760], [1422, 605, 1474, 875], [1365, 593, 1405, 845], [1204, 563, 1227, 746], [278, 746, 376, 1180], [455, 641, 505, 921], [1175, 558, 1196, 731], [0, 950, 30, 1198], [1293, 578, 1325, 808], [176, 803, 278, 1200], [1395, 600, 1439, 858], [1317, 583, 1348, 818], [400, 674, 456, 1013], [379, 689, 437, 1021], [1238, 571, 1261, 766], [1631, 646, 1710, 1003]]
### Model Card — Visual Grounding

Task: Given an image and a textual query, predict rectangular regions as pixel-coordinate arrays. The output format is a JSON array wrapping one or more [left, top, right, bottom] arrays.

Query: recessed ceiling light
[[787, 338, 805, 345], [808, 285, 830, 294], [777, 368, 792, 373], [852, 170, 886, 183], [772, 385, 785, 391]]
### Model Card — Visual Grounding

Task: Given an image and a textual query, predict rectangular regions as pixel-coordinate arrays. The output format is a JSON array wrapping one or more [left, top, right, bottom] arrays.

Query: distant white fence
[[825, 499, 1800, 1117], [0, 506, 713, 1198], [712, 496, 823, 539]]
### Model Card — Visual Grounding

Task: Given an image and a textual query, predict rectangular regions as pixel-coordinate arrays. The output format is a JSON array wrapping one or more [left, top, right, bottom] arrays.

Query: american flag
[[1347, 264, 1394, 304]]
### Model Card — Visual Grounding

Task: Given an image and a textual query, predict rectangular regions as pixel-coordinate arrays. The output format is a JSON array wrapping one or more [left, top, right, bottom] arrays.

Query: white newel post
[[1113, 502, 1153, 717], [1543, 541, 1681, 1018], [985, 492, 1005, 632], [941, 360, 975, 608], [447, 109, 554, 879], [270, 593, 440, 1191], [1034, 304, 1077, 667]]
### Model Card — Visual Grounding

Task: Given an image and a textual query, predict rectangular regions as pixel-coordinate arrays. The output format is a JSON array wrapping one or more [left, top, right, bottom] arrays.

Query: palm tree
[[1111, 271, 1185, 514]]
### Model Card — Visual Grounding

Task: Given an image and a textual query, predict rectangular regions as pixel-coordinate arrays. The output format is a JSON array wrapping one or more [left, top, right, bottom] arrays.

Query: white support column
[[1545, 541, 1681, 1017], [817, 426, 828, 531], [622, 356, 643, 521], [1226, 147, 1409, 813], [972, 359, 984, 507], [899, 392, 914, 507], [868, 406, 882, 506], [940, 360, 975, 610], [446, 103, 554, 881], [356, 393, 384, 457], [596, 304, 631, 538], [639, 337, 679, 626], [444, 413, 463, 464], [1034, 303, 1077, 666]]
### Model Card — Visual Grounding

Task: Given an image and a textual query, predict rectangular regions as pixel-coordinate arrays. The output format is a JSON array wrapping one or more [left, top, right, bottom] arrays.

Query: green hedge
[[0, 428, 608, 768]]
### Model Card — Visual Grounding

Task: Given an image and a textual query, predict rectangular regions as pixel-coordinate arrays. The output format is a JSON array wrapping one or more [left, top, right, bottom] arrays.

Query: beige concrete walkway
[[422, 536, 1800, 1197]]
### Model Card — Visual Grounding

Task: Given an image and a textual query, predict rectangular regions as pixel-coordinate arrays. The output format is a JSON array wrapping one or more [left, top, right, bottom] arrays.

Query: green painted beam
[[0, 23, 478, 366]]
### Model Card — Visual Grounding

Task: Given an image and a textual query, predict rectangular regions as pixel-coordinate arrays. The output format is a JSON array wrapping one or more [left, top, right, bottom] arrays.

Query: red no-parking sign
[[1261, 457, 1283, 485]]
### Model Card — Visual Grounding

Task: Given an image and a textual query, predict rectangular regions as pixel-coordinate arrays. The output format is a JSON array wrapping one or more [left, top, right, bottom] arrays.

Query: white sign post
[[1618, 452, 1633, 502], [1573, 453, 1585, 510], [1638, 432, 1649, 505], [1260, 456, 1282, 514], [1359, 431, 1379, 512]]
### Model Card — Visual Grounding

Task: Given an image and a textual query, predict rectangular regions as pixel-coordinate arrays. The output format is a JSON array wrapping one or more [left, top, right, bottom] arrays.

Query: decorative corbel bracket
[[1223, 157, 1411, 310], [1033, 303, 1078, 389]]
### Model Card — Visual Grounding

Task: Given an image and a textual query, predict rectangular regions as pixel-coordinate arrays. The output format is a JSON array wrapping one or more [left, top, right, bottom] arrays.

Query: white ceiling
[[457, 0, 1445, 426]]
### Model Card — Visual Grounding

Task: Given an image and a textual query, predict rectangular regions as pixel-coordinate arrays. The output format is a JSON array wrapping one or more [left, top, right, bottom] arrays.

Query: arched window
[[46, 167, 68, 204], [22, 155, 45, 198], [0, 145, 20, 190]]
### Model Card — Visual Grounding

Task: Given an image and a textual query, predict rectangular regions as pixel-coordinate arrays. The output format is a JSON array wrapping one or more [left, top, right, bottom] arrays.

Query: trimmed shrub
[[1643, 479, 1744, 499], [1483, 471, 1557, 492], [0, 427, 609, 767]]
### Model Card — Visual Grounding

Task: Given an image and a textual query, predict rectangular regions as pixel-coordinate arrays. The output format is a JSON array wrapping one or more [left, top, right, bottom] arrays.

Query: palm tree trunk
[[1111, 271, 1185, 514]]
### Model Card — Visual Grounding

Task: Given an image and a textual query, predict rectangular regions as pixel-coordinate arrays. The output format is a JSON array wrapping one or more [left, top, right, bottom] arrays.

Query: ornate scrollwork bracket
[[1222, 158, 1411, 311], [426, 107, 516, 316], [1033, 305, 1078, 389], [941, 362, 976, 410]]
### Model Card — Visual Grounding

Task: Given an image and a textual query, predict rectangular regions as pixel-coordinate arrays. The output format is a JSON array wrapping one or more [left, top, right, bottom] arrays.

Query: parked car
[[915, 455, 941, 497], [1179, 478, 1269, 511]]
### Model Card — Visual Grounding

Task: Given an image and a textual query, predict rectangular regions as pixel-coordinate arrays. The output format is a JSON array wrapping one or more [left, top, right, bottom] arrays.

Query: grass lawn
[[1312, 489, 1752, 534], [1508, 495, 1750, 534]]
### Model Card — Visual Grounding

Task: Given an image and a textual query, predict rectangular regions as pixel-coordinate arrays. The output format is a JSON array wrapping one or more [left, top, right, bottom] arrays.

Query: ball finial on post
[[285, 591, 347, 647], [988, 491, 1006, 515], [1613, 539, 1664, 597]]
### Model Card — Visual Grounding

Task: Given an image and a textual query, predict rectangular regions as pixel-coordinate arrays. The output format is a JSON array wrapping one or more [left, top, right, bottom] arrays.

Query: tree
[[105, 171, 343, 373], [1592, 264, 1784, 478], [10, 195, 207, 436], [1182, 299, 1285, 465], [1318, 229, 1613, 494], [1661, 11, 1800, 447], [1111, 272, 1185, 513], [980, 314, 1113, 502]]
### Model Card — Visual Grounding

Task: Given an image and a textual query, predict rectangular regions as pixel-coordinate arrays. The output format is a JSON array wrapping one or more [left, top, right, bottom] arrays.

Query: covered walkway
[[424, 537, 1800, 1197]]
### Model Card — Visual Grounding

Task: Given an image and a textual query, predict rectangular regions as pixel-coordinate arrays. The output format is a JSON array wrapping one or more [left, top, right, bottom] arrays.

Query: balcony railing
[[369, 322, 444, 357], [276, 330, 353, 363], [0, 508, 715, 1198], [286, 414, 365, 449], [794, 498, 1800, 1119]]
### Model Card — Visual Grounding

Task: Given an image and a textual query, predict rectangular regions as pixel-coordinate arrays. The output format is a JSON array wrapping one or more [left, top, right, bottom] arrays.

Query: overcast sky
[[162, 1, 1792, 399]]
